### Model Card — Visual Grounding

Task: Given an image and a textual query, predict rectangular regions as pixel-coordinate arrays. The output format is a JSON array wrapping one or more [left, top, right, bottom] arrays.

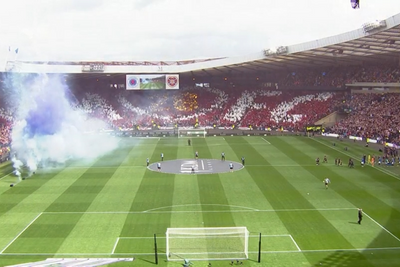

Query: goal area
[[178, 128, 207, 138], [165, 227, 249, 261]]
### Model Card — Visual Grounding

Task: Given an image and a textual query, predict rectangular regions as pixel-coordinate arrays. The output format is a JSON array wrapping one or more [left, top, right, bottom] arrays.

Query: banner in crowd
[[349, 136, 363, 141], [385, 142, 398, 148], [306, 125, 323, 131], [322, 133, 339, 137], [322, 134, 398, 148]]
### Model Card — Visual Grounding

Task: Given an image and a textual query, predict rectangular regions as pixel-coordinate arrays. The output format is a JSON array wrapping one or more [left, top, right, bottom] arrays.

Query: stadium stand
[[327, 93, 400, 145], [1, 64, 400, 152]]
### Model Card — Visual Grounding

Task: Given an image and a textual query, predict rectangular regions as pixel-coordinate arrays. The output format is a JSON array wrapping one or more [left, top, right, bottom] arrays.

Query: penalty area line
[[111, 237, 120, 254], [2, 247, 400, 256], [289, 235, 301, 251], [0, 212, 43, 254], [363, 212, 400, 243]]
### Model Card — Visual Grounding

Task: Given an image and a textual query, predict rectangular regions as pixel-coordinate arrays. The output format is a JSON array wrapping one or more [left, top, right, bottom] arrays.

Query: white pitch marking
[[62, 164, 336, 169], [289, 234, 301, 251], [261, 137, 271, 144], [43, 207, 355, 214], [0, 171, 13, 181], [245, 143, 272, 145], [363, 212, 400, 243], [2, 247, 400, 256], [119, 234, 290, 239], [0, 212, 43, 254], [111, 237, 120, 254], [245, 164, 335, 167], [259, 246, 400, 254], [180, 170, 212, 174], [201, 160, 204, 170], [143, 203, 260, 213]]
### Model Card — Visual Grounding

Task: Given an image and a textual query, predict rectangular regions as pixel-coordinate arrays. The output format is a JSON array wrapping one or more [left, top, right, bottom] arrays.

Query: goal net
[[177, 128, 207, 138], [166, 227, 249, 261]]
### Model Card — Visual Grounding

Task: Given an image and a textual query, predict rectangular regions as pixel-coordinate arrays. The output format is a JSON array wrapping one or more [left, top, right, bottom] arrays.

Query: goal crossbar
[[178, 128, 207, 138], [166, 227, 249, 261]]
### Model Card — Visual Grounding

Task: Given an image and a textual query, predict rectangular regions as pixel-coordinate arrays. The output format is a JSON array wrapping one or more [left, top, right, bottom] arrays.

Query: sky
[[1, 0, 400, 64]]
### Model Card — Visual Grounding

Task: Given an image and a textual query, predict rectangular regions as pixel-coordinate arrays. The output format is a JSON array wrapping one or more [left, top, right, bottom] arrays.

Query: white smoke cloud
[[9, 73, 120, 176], [12, 156, 23, 181]]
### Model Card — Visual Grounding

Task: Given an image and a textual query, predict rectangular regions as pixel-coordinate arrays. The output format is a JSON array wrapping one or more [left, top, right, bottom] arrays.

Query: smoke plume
[[8, 74, 120, 178]]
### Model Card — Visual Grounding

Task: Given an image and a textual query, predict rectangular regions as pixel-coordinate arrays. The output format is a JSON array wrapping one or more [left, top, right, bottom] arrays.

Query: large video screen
[[126, 74, 179, 90]]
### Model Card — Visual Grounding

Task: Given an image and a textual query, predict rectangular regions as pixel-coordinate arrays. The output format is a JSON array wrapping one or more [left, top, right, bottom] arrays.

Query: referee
[[358, 208, 363, 224]]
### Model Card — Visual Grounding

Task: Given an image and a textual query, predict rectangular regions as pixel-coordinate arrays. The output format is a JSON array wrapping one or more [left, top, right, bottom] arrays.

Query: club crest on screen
[[167, 76, 178, 87]]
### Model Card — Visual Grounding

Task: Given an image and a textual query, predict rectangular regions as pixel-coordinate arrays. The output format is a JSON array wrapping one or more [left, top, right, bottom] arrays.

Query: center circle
[[148, 159, 244, 174]]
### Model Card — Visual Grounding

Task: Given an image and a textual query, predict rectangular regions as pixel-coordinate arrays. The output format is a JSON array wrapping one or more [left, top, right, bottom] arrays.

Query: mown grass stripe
[[1, 136, 399, 267], [274, 136, 396, 266], [2, 144, 135, 254], [243, 137, 358, 251], [198, 138, 236, 228], [117, 138, 177, 255], [0, 172, 60, 214]]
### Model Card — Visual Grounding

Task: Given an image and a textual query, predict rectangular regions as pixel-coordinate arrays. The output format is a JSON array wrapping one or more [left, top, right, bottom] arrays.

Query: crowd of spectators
[[1, 64, 400, 156], [328, 93, 400, 145], [1, 86, 399, 144], [68, 87, 343, 131], [78, 92, 122, 126], [277, 65, 400, 88], [0, 108, 12, 160], [0, 121, 11, 161]]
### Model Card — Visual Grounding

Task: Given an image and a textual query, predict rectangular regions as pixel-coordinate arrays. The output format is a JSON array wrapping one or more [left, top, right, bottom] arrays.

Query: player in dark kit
[[323, 155, 328, 163], [316, 157, 320, 165], [361, 155, 366, 167], [358, 208, 363, 224], [241, 156, 245, 166], [348, 158, 354, 168], [188, 139, 191, 146]]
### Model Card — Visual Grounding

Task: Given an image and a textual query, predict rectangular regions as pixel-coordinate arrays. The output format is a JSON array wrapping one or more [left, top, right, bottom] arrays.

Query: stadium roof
[[4, 13, 400, 77]]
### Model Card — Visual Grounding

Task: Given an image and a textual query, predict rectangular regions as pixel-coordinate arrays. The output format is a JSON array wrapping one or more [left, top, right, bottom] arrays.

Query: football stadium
[[1, 7, 400, 267]]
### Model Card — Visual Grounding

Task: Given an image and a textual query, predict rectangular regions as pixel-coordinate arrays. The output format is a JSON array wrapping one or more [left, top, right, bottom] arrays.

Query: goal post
[[166, 227, 250, 261], [178, 128, 207, 138]]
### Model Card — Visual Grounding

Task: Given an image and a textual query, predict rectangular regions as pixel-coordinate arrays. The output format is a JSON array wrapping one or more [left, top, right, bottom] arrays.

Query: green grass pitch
[[140, 81, 165, 89], [0, 136, 399, 266]]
